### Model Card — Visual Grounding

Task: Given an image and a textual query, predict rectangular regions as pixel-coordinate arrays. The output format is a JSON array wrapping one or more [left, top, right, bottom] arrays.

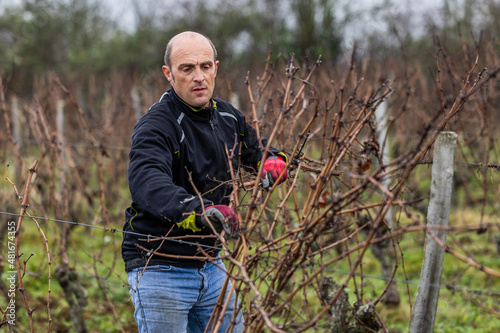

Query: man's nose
[[193, 67, 205, 82]]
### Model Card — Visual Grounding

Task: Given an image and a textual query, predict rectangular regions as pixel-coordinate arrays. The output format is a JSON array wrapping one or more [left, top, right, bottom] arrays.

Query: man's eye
[[182, 67, 192, 72]]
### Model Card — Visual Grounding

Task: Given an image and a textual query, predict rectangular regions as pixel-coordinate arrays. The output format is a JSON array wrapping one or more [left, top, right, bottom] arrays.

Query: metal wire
[[1, 210, 499, 297]]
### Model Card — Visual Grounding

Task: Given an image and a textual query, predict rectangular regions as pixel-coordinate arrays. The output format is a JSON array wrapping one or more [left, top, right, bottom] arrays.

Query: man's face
[[162, 35, 219, 109]]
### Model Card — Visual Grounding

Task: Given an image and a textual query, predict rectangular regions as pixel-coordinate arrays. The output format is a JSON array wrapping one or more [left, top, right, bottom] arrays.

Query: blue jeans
[[127, 259, 244, 333]]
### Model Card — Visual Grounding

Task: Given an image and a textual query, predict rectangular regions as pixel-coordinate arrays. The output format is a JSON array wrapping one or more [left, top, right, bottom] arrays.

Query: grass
[[4, 221, 137, 332], [1, 152, 499, 332], [376, 208, 500, 333], [9, 219, 499, 330], [232, 205, 500, 332]]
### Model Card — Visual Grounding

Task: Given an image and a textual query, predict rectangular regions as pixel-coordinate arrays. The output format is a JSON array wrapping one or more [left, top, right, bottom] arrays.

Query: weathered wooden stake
[[56, 99, 66, 174], [374, 101, 393, 228], [12, 95, 20, 144], [409, 131, 457, 333], [131, 86, 142, 121], [11, 95, 22, 182]]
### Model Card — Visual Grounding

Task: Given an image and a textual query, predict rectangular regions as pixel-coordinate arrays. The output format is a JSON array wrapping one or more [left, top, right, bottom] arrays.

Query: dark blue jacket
[[122, 89, 281, 270]]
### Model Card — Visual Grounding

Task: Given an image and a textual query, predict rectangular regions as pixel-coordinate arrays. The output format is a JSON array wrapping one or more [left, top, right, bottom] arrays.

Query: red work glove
[[202, 205, 240, 238], [261, 156, 288, 189]]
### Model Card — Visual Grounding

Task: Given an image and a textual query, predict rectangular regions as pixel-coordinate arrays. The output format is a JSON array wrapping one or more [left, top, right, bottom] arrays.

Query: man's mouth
[[193, 86, 206, 92]]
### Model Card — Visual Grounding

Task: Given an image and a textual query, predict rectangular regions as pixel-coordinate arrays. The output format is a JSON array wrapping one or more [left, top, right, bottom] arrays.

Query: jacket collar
[[170, 88, 216, 121]]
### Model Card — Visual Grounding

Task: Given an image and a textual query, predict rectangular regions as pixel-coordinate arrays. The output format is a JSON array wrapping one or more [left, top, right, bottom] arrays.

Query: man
[[122, 31, 288, 333]]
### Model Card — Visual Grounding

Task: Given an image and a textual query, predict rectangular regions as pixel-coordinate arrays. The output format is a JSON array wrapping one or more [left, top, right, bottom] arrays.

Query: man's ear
[[162, 65, 173, 83], [214, 60, 219, 77]]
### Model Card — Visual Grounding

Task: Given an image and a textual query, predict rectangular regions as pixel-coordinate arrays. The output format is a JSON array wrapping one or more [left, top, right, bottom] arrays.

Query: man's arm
[[128, 118, 211, 231]]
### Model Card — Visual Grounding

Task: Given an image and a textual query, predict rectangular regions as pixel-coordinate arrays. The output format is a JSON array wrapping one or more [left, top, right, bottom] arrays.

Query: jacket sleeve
[[239, 115, 288, 170], [128, 115, 211, 231]]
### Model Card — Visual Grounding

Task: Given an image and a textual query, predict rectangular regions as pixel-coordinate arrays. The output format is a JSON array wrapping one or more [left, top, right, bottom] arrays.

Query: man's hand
[[261, 156, 288, 189], [202, 205, 240, 238]]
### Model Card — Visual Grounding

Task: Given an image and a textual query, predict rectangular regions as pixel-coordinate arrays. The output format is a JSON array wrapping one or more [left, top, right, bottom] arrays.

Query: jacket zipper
[[209, 112, 226, 175]]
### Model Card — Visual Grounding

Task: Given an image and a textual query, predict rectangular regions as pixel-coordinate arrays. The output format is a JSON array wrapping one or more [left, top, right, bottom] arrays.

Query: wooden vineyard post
[[409, 131, 458, 333]]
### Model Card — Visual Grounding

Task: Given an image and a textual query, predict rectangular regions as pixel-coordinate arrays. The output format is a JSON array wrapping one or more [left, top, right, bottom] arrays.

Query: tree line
[[1, 0, 499, 96]]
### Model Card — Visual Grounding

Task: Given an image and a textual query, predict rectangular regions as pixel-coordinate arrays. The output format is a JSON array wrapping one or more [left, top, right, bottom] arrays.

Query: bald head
[[164, 31, 217, 69]]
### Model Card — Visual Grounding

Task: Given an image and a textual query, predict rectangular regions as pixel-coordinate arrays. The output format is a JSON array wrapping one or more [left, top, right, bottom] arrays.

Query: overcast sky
[[0, 0, 444, 45], [106, 0, 443, 42]]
